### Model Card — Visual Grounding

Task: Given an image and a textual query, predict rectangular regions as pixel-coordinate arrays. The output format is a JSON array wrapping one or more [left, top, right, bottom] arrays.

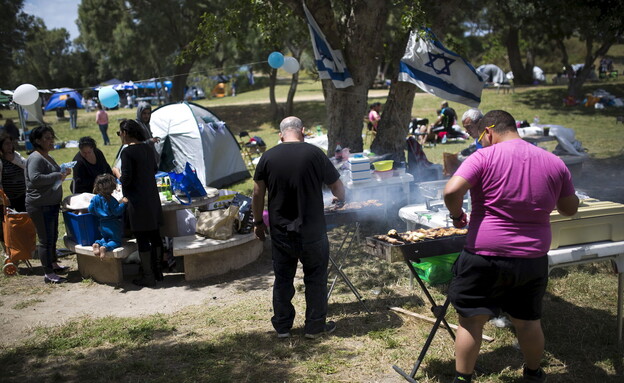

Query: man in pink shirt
[[444, 110, 579, 383]]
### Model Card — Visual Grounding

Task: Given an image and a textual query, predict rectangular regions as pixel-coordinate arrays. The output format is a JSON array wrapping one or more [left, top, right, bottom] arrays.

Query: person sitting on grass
[[88, 174, 127, 258]]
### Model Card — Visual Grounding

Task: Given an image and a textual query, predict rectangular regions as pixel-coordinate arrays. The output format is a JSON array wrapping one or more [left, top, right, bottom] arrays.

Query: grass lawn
[[1, 76, 623, 382]]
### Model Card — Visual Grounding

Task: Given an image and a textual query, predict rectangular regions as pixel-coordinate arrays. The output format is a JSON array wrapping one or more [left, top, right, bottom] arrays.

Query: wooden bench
[[63, 236, 138, 284], [172, 233, 263, 281]]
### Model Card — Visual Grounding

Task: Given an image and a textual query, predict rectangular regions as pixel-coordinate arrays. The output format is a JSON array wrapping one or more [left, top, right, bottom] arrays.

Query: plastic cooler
[[549, 199, 624, 249], [63, 211, 100, 246]]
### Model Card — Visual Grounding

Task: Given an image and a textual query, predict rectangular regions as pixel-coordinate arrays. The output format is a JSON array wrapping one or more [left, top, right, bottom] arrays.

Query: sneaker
[[277, 332, 291, 339], [523, 366, 546, 382], [305, 321, 336, 339]]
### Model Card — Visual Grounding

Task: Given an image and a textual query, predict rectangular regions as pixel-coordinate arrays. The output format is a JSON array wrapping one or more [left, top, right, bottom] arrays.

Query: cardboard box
[[63, 211, 100, 246], [549, 199, 624, 249]]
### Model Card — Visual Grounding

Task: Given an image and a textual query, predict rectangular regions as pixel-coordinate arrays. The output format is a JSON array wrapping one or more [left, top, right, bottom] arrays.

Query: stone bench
[[172, 233, 263, 281], [63, 236, 137, 284]]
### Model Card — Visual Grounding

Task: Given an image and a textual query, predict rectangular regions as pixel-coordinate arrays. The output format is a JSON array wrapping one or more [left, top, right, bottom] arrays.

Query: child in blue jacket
[[89, 174, 127, 258]]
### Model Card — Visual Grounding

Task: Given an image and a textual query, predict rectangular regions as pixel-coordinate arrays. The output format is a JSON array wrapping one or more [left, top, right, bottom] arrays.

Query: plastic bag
[[168, 162, 207, 205], [411, 253, 459, 285]]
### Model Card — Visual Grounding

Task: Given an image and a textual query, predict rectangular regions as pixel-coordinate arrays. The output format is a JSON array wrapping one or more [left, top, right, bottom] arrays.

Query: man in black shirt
[[252, 116, 345, 339]]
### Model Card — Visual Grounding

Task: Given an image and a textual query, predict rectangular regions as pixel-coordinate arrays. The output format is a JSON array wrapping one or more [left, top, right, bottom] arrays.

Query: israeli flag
[[398, 29, 483, 107], [303, 2, 354, 89]]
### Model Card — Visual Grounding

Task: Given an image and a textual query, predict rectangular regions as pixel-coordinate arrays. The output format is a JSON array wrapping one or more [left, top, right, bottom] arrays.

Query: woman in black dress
[[71, 137, 112, 194], [115, 119, 163, 286], [0, 130, 27, 211]]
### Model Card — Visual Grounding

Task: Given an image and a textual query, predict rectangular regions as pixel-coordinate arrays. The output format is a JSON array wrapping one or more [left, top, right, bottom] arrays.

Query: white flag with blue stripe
[[303, 2, 354, 89], [398, 29, 483, 107]]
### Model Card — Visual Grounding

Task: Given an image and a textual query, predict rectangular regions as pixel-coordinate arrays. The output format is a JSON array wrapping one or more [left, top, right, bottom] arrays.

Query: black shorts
[[448, 249, 549, 320]]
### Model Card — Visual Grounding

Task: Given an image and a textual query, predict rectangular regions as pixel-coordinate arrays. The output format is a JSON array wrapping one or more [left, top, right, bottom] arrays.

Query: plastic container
[[549, 199, 624, 249], [63, 211, 100, 246], [374, 169, 393, 179], [372, 160, 393, 172]]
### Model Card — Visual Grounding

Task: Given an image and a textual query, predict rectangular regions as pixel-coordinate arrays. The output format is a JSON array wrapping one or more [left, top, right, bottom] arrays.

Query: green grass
[[1, 71, 623, 382]]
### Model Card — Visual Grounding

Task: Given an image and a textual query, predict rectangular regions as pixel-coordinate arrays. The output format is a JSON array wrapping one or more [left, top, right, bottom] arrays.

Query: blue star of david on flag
[[424, 52, 455, 75]]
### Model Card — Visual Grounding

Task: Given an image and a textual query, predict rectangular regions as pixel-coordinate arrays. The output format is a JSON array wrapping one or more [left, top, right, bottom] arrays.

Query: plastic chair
[[239, 131, 256, 170]]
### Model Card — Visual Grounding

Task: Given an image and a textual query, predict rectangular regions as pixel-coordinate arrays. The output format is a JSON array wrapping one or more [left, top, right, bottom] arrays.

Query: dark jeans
[[270, 231, 329, 334], [27, 204, 60, 274], [98, 124, 110, 145]]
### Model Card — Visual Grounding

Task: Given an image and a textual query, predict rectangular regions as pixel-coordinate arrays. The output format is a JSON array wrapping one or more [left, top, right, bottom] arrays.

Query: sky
[[23, 0, 81, 40]]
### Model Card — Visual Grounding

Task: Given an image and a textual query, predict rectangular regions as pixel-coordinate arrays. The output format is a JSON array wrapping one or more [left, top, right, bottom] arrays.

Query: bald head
[[279, 116, 305, 142]]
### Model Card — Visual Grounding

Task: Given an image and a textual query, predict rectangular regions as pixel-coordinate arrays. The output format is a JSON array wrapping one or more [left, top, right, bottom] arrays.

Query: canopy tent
[[101, 78, 123, 86], [476, 64, 509, 84], [150, 102, 250, 189], [137, 80, 172, 90], [44, 89, 84, 111], [18, 98, 45, 126]]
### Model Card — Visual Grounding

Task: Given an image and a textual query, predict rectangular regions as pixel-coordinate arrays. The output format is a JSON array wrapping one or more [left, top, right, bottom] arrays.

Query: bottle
[[316, 126, 322, 136]]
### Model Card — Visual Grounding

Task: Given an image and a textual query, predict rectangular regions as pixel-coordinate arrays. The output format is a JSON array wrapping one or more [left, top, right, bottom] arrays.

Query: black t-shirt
[[441, 107, 456, 130], [65, 97, 78, 110], [71, 148, 113, 194], [254, 142, 339, 240]]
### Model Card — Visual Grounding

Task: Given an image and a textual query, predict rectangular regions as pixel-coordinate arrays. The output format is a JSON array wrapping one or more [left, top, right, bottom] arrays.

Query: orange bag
[[1, 190, 36, 264]]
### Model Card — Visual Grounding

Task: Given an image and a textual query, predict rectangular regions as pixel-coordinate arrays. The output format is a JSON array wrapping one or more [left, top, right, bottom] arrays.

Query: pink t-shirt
[[368, 110, 380, 128], [96, 110, 108, 125], [455, 138, 575, 258]]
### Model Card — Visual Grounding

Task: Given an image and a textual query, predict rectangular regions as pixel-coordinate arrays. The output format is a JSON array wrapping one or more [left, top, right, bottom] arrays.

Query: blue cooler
[[63, 211, 100, 246]]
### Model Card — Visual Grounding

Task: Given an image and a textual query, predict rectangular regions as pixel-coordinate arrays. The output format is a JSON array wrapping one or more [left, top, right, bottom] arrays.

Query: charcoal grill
[[368, 234, 467, 383]]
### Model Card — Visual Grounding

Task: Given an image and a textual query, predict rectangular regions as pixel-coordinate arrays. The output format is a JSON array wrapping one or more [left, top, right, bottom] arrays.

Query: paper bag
[[196, 205, 239, 240]]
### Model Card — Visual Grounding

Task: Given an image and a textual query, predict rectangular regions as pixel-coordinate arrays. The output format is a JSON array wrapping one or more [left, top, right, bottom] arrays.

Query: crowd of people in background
[[0, 100, 163, 287]]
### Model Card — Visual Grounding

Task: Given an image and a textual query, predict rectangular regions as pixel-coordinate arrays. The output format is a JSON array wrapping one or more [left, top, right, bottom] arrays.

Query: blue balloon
[[98, 86, 120, 108], [268, 52, 284, 69]]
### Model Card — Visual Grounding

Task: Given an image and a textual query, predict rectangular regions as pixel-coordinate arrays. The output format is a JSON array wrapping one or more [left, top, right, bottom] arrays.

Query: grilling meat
[[374, 227, 468, 244]]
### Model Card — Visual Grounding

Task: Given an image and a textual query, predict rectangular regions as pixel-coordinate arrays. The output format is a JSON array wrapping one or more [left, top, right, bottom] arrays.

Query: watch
[[253, 220, 265, 226], [449, 211, 464, 221]]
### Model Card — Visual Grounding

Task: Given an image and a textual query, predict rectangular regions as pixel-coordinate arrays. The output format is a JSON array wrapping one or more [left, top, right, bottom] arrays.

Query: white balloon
[[282, 57, 300, 74], [13, 84, 39, 105]]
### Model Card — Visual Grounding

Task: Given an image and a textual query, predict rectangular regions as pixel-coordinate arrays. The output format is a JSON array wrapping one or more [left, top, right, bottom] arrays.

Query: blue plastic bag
[[168, 162, 207, 205]]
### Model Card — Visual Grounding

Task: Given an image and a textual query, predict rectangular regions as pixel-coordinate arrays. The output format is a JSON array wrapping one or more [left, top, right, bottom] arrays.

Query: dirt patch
[[0, 245, 275, 347]]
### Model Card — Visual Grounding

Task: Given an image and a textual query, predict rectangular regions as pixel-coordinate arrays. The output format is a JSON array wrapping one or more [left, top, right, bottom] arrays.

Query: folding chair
[[239, 131, 256, 170]]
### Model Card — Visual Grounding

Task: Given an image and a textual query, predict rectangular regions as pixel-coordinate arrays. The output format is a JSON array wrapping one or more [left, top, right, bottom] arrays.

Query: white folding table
[[547, 241, 624, 344]]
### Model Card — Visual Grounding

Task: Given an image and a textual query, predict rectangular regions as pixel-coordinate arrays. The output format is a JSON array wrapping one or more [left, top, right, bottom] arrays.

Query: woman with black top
[[0, 130, 27, 212], [71, 137, 112, 194], [115, 119, 163, 287]]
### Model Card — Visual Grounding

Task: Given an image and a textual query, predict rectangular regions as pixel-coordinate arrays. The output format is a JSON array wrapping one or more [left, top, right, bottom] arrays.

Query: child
[[88, 174, 127, 258]]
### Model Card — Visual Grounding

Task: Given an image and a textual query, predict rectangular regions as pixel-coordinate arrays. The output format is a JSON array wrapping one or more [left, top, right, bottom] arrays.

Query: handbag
[[168, 162, 207, 205], [196, 205, 240, 240]]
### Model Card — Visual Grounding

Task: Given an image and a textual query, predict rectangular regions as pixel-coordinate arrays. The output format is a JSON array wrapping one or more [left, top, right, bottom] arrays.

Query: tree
[[79, 0, 213, 101], [187, 0, 308, 122], [546, 0, 624, 97], [0, 0, 35, 87]]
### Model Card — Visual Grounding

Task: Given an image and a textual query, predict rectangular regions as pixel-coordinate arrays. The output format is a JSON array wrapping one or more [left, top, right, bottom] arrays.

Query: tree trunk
[[171, 61, 193, 102], [505, 26, 532, 85], [324, 82, 370, 154], [268, 69, 283, 123], [370, 80, 415, 162], [564, 36, 615, 98]]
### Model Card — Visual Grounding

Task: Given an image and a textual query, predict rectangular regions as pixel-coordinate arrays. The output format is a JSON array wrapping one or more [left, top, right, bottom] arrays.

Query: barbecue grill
[[368, 233, 467, 383], [323, 204, 386, 314]]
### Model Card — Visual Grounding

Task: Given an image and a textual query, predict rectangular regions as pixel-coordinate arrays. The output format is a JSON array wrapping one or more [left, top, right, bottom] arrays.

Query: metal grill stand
[[327, 222, 371, 314], [392, 254, 456, 383]]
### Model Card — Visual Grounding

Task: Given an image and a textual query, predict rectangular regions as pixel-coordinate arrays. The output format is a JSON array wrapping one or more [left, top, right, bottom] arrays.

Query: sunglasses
[[478, 124, 495, 143]]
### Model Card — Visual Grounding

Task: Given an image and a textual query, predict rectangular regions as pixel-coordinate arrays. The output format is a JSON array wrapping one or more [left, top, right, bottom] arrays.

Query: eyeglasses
[[478, 124, 495, 143]]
